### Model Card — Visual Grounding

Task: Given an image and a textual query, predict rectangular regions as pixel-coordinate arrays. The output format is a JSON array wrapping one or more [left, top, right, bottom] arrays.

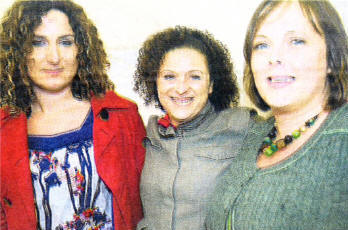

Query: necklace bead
[[284, 135, 293, 144], [276, 139, 286, 149], [259, 114, 319, 157], [292, 130, 301, 139]]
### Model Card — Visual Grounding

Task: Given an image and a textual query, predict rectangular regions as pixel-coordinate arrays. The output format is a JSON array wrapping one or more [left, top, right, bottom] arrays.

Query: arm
[[132, 107, 146, 175]]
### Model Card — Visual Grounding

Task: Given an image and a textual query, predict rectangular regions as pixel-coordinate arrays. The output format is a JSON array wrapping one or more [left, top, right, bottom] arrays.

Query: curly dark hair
[[0, 0, 114, 116], [244, 0, 348, 111], [134, 26, 239, 112]]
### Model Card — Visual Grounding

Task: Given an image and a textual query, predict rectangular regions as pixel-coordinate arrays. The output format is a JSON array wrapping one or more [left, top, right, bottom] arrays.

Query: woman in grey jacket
[[133, 26, 253, 230]]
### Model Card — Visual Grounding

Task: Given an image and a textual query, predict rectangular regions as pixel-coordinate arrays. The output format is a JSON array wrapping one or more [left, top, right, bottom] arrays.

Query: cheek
[[26, 57, 37, 75], [254, 75, 267, 99], [251, 59, 265, 86], [250, 55, 266, 77], [156, 80, 166, 95], [156, 81, 171, 105], [195, 83, 211, 102], [64, 51, 78, 65]]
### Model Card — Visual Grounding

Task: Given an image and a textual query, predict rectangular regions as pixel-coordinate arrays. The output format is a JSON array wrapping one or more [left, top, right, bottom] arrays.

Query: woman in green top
[[206, 0, 348, 229]]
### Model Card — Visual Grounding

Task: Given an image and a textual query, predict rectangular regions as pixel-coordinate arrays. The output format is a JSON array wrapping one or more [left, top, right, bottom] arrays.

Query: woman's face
[[157, 47, 213, 126], [251, 2, 328, 113], [27, 9, 78, 93]]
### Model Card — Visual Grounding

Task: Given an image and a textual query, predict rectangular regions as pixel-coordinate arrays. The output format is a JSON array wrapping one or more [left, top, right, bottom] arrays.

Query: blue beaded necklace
[[259, 114, 319, 157]]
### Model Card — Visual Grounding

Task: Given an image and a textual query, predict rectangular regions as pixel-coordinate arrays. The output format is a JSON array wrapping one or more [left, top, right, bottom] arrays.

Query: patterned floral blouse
[[28, 110, 114, 230]]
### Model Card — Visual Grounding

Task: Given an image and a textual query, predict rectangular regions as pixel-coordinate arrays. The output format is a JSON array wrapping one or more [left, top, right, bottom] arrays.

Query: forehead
[[161, 47, 208, 66], [34, 9, 73, 35], [255, 1, 319, 36]]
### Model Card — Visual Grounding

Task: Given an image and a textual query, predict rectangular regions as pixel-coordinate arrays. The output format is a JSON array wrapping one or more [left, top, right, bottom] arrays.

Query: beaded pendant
[[259, 114, 319, 157]]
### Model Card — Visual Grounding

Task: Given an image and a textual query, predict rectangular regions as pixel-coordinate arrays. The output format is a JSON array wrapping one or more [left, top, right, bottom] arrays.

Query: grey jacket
[[137, 103, 252, 230]]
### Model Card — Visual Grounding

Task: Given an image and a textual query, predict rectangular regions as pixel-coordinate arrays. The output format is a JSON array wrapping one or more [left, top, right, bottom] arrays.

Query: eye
[[190, 74, 202, 80], [291, 38, 305, 46], [32, 39, 47, 47], [253, 42, 269, 50], [163, 74, 175, 80], [59, 39, 74, 46]]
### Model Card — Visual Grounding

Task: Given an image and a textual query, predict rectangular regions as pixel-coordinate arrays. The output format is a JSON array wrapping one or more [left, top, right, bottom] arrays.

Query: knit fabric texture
[[206, 103, 348, 230]]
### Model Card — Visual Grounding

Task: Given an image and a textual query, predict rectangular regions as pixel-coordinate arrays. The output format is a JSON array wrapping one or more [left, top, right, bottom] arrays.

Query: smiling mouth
[[267, 76, 295, 83], [170, 97, 194, 105], [267, 76, 295, 89]]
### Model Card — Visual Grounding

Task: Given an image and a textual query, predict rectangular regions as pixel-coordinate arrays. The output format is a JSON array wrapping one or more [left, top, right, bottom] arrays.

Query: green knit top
[[206, 103, 348, 230]]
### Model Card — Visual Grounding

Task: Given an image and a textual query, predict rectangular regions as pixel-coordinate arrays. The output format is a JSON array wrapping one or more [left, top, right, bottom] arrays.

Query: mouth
[[170, 96, 194, 105], [267, 75, 295, 88], [43, 68, 63, 75]]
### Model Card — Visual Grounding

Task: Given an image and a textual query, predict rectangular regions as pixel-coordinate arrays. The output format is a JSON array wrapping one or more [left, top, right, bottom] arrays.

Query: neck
[[272, 91, 330, 138], [32, 86, 76, 114], [273, 104, 328, 139]]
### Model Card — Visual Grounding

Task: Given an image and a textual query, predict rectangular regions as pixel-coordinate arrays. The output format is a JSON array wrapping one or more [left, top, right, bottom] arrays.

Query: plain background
[[1, 0, 347, 123]]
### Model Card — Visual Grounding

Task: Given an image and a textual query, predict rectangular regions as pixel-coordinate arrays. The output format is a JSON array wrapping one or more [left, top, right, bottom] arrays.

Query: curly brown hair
[[244, 0, 348, 111], [0, 0, 114, 116], [134, 26, 239, 112]]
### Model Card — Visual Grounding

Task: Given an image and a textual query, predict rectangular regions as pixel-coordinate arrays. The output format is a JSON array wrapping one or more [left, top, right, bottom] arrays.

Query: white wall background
[[1, 0, 347, 123]]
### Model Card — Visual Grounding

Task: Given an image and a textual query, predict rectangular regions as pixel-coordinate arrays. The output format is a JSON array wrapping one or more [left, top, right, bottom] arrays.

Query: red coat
[[0, 91, 146, 230]]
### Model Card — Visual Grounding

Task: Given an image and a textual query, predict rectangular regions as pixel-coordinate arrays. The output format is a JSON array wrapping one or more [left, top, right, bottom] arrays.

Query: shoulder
[[0, 107, 10, 120], [92, 91, 144, 131], [146, 115, 161, 136], [147, 115, 160, 127], [91, 91, 142, 122], [317, 102, 348, 141], [326, 102, 348, 131], [215, 106, 263, 132], [0, 108, 26, 130], [92, 91, 138, 111], [216, 107, 250, 125], [316, 103, 348, 154]]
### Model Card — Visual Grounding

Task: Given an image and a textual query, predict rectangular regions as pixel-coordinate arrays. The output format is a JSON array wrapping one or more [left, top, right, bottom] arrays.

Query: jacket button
[[100, 109, 109, 121], [3, 197, 12, 206]]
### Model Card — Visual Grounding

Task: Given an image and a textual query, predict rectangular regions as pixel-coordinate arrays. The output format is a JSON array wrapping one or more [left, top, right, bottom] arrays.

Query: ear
[[327, 67, 332, 74], [209, 81, 213, 94]]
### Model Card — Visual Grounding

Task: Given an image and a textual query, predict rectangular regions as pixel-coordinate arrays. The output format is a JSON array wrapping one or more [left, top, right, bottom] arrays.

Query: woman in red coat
[[0, 1, 145, 229]]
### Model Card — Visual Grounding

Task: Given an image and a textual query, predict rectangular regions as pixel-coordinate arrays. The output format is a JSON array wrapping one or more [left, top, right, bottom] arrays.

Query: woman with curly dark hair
[[0, 0, 145, 229], [134, 26, 253, 230]]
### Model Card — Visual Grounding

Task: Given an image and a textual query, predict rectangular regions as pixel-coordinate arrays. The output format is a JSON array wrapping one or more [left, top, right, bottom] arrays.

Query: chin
[[35, 83, 72, 94], [172, 113, 194, 122]]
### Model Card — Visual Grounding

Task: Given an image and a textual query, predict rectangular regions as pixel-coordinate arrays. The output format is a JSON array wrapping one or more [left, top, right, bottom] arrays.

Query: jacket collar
[[91, 91, 132, 115]]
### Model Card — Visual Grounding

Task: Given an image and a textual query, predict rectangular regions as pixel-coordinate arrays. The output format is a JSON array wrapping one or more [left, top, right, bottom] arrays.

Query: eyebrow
[[33, 34, 75, 40], [160, 69, 204, 72], [254, 30, 301, 40], [253, 34, 268, 39]]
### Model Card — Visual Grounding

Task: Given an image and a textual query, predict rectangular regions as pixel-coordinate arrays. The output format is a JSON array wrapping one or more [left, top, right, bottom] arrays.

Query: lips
[[170, 96, 194, 105], [267, 75, 295, 88], [43, 68, 63, 75]]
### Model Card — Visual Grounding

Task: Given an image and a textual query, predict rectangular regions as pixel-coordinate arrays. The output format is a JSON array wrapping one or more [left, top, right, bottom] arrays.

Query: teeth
[[269, 76, 295, 83], [171, 97, 193, 105]]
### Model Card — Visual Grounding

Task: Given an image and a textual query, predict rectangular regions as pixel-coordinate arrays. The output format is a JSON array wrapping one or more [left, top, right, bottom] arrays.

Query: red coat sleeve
[[1, 203, 8, 230], [131, 106, 146, 175]]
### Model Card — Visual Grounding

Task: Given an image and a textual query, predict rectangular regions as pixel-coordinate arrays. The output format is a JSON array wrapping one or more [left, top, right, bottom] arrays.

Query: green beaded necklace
[[259, 114, 319, 157]]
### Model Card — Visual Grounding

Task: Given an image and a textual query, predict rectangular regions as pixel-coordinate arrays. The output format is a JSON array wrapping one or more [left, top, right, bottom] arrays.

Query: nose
[[175, 76, 189, 94], [46, 44, 60, 64], [268, 59, 281, 65], [268, 45, 284, 65]]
